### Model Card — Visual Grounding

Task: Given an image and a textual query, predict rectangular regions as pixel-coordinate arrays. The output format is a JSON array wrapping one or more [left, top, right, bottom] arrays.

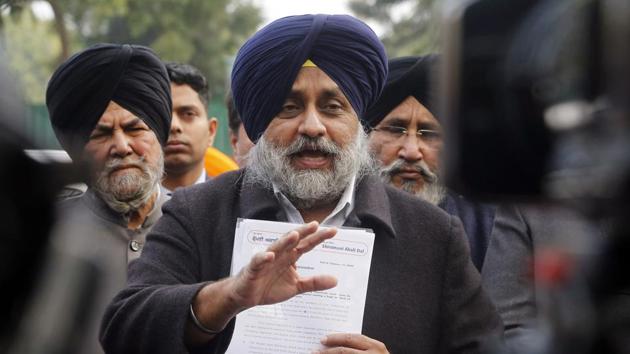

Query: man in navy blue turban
[[101, 15, 501, 354], [231, 14, 387, 142]]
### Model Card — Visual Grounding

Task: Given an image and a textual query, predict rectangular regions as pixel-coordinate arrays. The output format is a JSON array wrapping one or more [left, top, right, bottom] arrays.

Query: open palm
[[230, 221, 338, 309]]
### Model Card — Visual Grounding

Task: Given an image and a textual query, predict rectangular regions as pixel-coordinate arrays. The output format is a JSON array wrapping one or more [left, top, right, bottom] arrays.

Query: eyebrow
[[121, 117, 143, 129], [175, 104, 200, 112], [93, 123, 113, 133], [382, 117, 410, 127], [285, 87, 347, 101], [321, 88, 345, 100], [382, 117, 441, 130]]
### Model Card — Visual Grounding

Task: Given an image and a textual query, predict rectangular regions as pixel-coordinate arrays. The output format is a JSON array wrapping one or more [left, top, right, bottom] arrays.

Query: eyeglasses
[[371, 125, 443, 149]]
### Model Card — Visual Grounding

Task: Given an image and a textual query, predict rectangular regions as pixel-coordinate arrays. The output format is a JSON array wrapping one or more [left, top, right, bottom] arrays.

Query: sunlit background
[[0, 0, 441, 154]]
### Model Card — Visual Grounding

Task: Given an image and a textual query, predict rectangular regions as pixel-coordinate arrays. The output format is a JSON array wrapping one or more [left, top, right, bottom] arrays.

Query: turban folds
[[46, 43, 172, 160], [364, 55, 439, 128], [231, 14, 388, 142]]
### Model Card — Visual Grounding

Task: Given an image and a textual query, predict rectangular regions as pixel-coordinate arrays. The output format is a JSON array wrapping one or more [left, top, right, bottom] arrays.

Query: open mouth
[[290, 149, 332, 169]]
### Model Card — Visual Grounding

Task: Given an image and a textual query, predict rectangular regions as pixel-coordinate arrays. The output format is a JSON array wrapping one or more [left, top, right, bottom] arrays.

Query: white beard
[[378, 158, 446, 206], [93, 151, 164, 214], [245, 129, 375, 209]]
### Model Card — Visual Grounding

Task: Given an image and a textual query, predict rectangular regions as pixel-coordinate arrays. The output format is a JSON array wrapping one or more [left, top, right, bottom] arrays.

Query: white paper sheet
[[226, 218, 375, 354]]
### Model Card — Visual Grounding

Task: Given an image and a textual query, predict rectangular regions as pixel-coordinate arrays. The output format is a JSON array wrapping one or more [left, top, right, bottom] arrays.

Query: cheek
[[329, 119, 358, 144], [189, 119, 209, 135], [264, 120, 299, 146], [423, 148, 440, 171], [368, 137, 397, 165], [236, 139, 254, 156], [133, 135, 162, 161], [83, 143, 108, 167]]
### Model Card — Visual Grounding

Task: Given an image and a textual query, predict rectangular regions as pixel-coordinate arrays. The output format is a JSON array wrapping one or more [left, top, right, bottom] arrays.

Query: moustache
[[102, 156, 148, 175], [386, 159, 438, 183], [284, 136, 340, 157]]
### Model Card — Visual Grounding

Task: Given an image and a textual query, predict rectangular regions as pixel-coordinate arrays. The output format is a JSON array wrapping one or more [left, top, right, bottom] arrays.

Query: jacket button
[[129, 240, 142, 252]]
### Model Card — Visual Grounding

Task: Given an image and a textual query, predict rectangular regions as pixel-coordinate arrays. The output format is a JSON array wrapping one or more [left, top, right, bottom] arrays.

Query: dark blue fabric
[[46, 43, 172, 161], [230, 14, 388, 142], [364, 55, 439, 128], [440, 191, 497, 271]]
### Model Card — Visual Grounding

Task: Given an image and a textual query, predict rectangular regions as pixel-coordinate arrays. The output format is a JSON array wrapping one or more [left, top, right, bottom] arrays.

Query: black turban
[[231, 14, 388, 142], [364, 55, 439, 128], [46, 43, 172, 160]]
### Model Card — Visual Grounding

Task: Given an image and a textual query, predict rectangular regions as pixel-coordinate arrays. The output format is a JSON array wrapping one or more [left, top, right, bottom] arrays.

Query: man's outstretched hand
[[186, 221, 338, 346], [230, 221, 338, 308]]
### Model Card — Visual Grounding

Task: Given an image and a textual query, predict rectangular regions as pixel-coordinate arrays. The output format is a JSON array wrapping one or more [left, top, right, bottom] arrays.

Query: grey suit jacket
[[101, 170, 502, 353], [481, 204, 599, 350]]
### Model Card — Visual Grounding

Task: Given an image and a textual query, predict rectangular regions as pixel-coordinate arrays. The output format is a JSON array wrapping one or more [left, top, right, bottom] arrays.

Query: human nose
[[297, 107, 326, 138], [397, 132, 423, 162], [170, 113, 182, 134], [110, 130, 132, 157]]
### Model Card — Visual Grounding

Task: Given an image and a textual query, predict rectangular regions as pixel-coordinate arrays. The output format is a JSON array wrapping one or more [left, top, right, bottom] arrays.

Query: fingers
[[265, 221, 319, 254], [254, 222, 335, 274], [248, 251, 275, 272], [318, 333, 388, 353], [266, 230, 300, 253], [297, 275, 337, 293], [296, 227, 337, 254], [314, 348, 361, 354], [292, 221, 320, 239], [266, 222, 334, 259]]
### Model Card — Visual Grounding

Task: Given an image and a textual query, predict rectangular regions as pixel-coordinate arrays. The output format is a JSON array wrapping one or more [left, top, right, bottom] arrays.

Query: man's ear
[[230, 131, 238, 153], [207, 117, 218, 147]]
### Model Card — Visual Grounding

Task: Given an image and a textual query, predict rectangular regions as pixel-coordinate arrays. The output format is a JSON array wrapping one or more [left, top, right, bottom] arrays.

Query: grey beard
[[245, 129, 375, 210], [93, 151, 164, 215], [379, 158, 446, 206]]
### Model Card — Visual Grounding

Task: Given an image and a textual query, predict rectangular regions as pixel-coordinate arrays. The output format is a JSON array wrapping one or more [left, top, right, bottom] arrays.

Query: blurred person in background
[[40, 43, 171, 352], [5, 43, 172, 354], [226, 90, 254, 166], [163, 62, 225, 191], [365, 55, 496, 271], [47, 43, 172, 261]]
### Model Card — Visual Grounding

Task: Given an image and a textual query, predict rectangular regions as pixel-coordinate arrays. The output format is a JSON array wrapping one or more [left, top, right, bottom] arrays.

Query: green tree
[[1, 0, 262, 100], [71, 0, 262, 96], [350, 0, 441, 57], [0, 6, 60, 103]]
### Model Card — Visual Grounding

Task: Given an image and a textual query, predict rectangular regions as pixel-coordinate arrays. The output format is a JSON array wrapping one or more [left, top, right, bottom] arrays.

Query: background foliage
[[0, 0, 440, 152], [1, 0, 262, 103], [350, 0, 440, 57]]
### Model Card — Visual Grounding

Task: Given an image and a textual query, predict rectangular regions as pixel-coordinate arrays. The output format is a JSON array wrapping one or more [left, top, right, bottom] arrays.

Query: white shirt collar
[[163, 169, 206, 196], [272, 174, 357, 227], [194, 169, 207, 185]]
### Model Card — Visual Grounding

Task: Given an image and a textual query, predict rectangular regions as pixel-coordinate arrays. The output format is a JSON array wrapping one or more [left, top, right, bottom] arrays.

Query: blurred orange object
[[204, 146, 238, 177]]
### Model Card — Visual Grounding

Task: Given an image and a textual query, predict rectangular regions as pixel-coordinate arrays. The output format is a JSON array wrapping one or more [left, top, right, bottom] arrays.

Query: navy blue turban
[[364, 55, 440, 128], [46, 43, 172, 161], [231, 14, 388, 142]]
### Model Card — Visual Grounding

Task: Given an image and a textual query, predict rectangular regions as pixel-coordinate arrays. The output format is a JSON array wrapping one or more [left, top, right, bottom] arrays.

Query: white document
[[225, 218, 375, 354]]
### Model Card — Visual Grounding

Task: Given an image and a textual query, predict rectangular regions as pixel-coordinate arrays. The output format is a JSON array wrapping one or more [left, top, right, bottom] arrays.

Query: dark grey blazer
[[101, 170, 502, 354], [481, 204, 599, 350]]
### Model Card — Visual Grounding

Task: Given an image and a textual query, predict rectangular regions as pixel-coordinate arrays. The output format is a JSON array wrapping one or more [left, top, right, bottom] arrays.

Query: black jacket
[[101, 170, 502, 353]]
